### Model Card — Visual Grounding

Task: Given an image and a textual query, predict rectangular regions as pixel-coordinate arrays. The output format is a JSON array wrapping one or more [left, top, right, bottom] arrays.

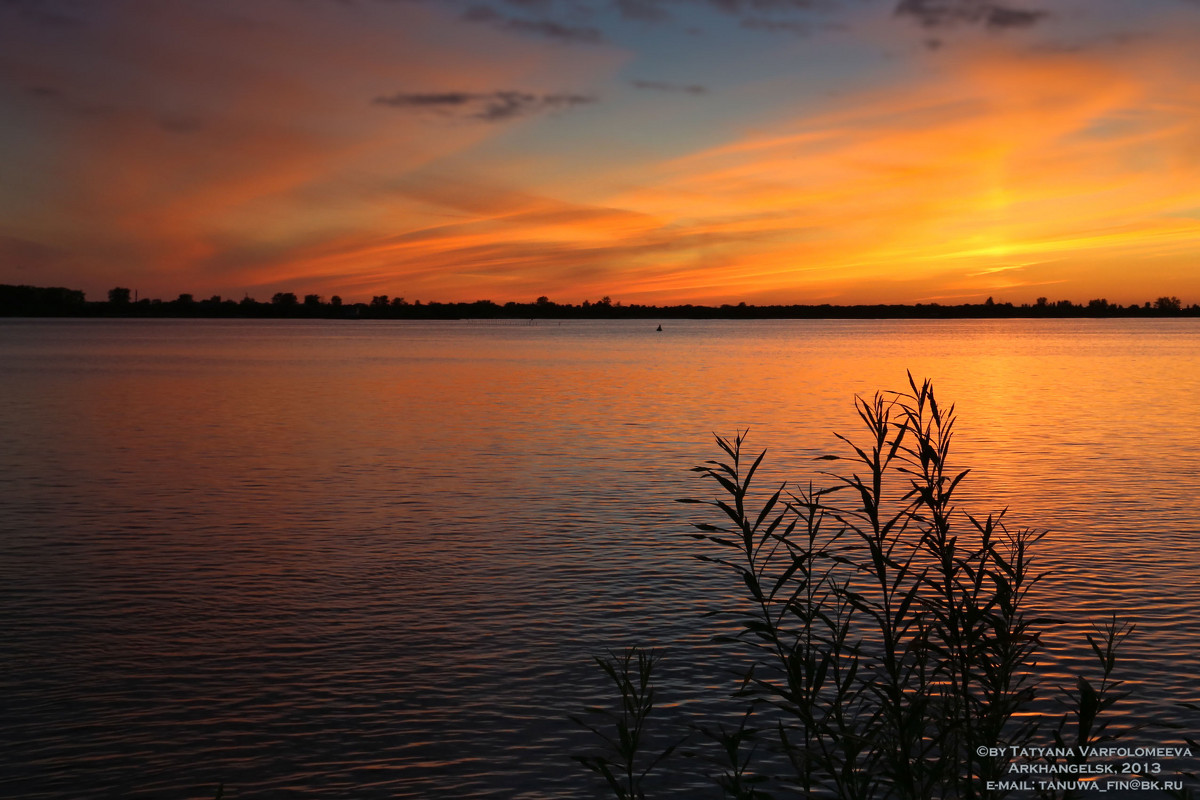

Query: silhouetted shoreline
[[2, 283, 1196, 320]]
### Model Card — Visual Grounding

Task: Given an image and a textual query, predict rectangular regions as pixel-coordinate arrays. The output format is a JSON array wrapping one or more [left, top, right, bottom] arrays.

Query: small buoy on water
[[656, 324, 662, 331]]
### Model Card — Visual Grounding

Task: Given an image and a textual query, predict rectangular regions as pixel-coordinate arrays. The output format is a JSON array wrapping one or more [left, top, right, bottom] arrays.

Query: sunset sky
[[3, 0, 1199, 305]]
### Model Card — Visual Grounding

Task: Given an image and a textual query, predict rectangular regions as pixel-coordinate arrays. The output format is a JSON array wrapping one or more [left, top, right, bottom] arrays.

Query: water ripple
[[2, 318, 1199, 798]]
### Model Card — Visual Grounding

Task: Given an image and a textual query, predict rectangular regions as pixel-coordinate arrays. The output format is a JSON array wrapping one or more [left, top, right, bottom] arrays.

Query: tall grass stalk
[[571, 647, 681, 800], [575, 376, 1133, 799]]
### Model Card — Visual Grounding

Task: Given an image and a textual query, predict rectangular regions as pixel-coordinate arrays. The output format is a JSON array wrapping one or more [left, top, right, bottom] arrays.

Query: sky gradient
[[3, 0, 1199, 305]]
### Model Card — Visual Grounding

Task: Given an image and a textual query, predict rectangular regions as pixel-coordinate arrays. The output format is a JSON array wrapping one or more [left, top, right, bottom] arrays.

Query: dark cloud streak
[[983, 5, 1047, 29], [631, 79, 708, 94], [373, 89, 596, 121], [22, 84, 204, 132], [894, 0, 1049, 30], [461, 4, 604, 42]]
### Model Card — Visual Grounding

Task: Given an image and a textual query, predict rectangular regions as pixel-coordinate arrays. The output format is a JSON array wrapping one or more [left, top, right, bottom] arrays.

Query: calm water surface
[[2, 318, 1198, 798]]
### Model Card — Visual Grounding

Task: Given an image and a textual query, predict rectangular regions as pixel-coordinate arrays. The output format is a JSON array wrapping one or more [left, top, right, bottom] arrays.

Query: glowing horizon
[[3, 0, 1200, 307]]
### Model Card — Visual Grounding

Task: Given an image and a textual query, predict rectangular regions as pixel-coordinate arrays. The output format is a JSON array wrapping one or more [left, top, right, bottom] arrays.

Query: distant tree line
[[2, 284, 1197, 319]]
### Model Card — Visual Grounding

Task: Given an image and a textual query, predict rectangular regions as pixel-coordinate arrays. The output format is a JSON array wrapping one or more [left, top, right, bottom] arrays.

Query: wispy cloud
[[372, 89, 596, 121], [700, 0, 835, 39], [630, 79, 708, 94], [461, 4, 604, 42], [894, 0, 1049, 30], [969, 262, 1039, 276]]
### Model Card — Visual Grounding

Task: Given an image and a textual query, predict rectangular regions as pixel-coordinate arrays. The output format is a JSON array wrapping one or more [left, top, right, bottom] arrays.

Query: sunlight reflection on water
[[1, 317, 1198, 798]]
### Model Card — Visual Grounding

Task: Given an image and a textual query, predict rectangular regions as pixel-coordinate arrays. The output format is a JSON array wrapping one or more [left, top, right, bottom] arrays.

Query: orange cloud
[[6, 1, 1200, 306], [255, 27, 1200, 306], [600, 34, 1200, 304], [0, 0, 621, 298]]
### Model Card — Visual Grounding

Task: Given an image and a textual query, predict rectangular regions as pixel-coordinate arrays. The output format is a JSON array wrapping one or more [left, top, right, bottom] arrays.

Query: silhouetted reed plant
[[571, 648, 680, 800], [574, 376, 1133, 799]]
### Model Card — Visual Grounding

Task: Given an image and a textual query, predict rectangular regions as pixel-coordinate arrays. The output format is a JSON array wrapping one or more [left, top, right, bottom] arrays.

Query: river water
[[1, 318, 1197, 798]]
